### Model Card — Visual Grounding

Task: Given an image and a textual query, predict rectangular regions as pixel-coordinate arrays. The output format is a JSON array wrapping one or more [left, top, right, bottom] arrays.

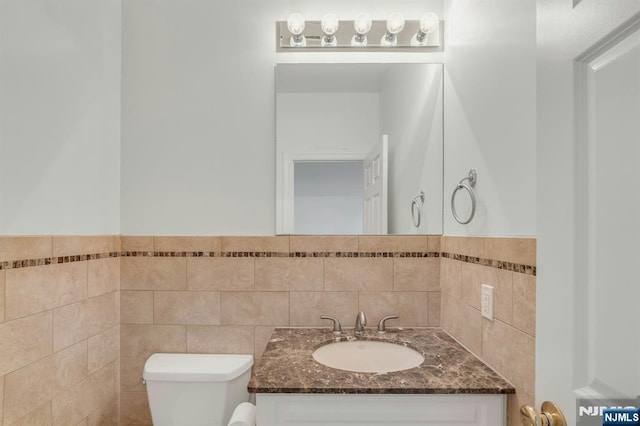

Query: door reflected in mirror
[[276, 63, 443, 235]]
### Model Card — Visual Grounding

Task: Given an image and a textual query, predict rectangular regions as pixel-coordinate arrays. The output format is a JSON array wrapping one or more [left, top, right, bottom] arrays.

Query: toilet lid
[[143, 353, 253, 382]]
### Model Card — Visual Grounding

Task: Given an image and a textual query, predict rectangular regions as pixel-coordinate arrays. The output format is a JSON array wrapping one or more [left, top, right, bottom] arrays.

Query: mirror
[[276, 63, 443, 235]]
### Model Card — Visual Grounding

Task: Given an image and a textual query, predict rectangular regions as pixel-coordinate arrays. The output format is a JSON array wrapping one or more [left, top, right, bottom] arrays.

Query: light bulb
[[287, 13, 305, 35], [351, 13, 371, 47], [386, 12, 405, 35], [381, 12, 405, 47], [419, 12, 439, 34], [411, 12, 439, 46], [354, 13, 372, 35], [321, 13, 339, 35], [321, 13, 339, 47], [287, 13, 306, 47]]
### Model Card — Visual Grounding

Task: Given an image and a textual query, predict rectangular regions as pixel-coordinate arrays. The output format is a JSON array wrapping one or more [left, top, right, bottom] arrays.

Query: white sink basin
[[312, 340, 425, 373]]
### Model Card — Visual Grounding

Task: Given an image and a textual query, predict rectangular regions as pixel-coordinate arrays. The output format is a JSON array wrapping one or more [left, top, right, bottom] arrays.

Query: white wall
[[380, 64, 443, 235], [277, 93, 379, 155], [121, 0, 443, 235], [442, 0, 536, 236], [294, 162, 363, 235], [0, 0, 121, 235]]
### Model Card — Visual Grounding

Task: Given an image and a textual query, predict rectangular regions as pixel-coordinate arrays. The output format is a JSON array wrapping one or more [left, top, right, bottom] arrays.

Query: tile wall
[[1, 234, 536, 426], [119, 235, 441, 425], [0, 236, 120, 426], [440, 236, 536, 426]]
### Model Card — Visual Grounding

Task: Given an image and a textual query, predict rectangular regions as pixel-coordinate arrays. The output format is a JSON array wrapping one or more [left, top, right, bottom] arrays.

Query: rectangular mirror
[[276, 63, 443, 235]]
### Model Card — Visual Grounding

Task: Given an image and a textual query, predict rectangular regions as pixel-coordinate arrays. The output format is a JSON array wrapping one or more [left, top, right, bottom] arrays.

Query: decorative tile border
[[441, 252, 536, 276], [1, 249, 535, 275], [0, 251, 120, 270]]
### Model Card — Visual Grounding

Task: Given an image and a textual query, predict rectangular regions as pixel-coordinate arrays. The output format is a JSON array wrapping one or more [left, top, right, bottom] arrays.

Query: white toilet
[[143, 353, 254, 426]]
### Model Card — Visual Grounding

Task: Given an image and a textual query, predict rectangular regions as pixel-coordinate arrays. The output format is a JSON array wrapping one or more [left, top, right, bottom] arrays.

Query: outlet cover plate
[[481, 284, 494, 320]]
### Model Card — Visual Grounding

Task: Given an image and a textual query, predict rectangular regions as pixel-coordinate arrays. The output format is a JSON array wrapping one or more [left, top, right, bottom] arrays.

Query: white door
[[363, 135, 388, 234], [537, 2, 640, 425]]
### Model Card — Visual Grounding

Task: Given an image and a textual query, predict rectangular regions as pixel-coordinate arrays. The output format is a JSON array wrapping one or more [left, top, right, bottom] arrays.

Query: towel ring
[[411, 191, 425, 227], [451, 169, 477, 225]]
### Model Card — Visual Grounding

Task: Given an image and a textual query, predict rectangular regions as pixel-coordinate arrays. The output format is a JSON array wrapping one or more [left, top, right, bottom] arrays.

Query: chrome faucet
[[354, 311, 367, 335]]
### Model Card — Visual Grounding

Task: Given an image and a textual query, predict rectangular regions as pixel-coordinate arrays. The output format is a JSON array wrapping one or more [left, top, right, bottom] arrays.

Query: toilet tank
[[143, 353, 253, 426]]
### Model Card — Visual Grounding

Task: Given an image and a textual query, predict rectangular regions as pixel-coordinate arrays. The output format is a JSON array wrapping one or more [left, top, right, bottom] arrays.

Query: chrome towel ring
[[451, 169, 477, 225], [411, 191, 425, 227]]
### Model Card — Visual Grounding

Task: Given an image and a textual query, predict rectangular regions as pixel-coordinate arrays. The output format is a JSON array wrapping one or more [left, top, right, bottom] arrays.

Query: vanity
[[249, 328, 514, 426]]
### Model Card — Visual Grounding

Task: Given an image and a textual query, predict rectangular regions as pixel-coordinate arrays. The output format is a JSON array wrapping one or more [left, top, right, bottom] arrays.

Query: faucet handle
[[376, 315, 399, 334], [320, 315, 342, 335]]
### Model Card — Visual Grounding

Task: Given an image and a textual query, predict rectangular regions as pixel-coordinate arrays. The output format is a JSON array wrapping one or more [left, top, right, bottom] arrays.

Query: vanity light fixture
[[321, 13, 339, 47], [380, 12, 405, 47], [277, 12, 441, 50], [351, 13, 372, 47], [287, 13, 306, 47]]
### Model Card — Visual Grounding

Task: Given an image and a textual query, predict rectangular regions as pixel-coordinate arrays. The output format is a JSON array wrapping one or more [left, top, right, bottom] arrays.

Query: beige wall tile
[[393, 258, 440, 291], [513, 273, 536, 336], [485, 237, 536, 266], [53, 301, 86, 352], [0, 375, 3, 425], [3, 342, 87, 425], [121, 237, 153, 252], [440, 258, 462, 298], [186, 325, 254, 354], [220, 236, 289, 253], [88, 258, 120, 297], [121, 257, 186, 290], [153, 237, 220, 252], [87, 397, 119, 426], [461, 263, 513, 324], [427, 235, 441, 252], [8, 402, 52, 426], [0, 270, 5, 323], [357, 236, 429, 253], [441, 236, 485, 257], [220, 292, 289, 326], [53, 293, 118, 352], [508, 388, 534, 426], [428, 292, 441, 326], [6, 263, 87, 320], [0, 311, 52, 377], [154, 291, 220, 325], [441, 294, 482, 355], [482, 319, 535, 395], [186, 257, 254, 291], [120, 291, 153, 325], [52, 362, 117, 426], [121, 358, 146, 393], [120, 391, 152, 426], [0, 236, 52, 262], [324, 258, 393, 291], [255, 258, 322, 291], [120, 325, 186, 358], [52, 236, 117, 257], [86, 292, 118, 338], [88, 326, 120, 374], [289, 236, 357, 253], [289, 292, 358, 327], [358, 292, 430, 327], [254, 326, 275, 359]]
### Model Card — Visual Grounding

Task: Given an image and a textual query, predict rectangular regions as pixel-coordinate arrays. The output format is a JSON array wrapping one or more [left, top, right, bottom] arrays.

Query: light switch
[[481, 284, 494, 320]]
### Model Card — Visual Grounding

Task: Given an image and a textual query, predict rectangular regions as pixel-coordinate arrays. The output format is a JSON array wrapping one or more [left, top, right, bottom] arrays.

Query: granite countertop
[[248, 328, 515, 395]]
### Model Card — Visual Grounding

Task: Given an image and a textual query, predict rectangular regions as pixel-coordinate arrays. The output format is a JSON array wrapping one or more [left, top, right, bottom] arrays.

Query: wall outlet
[[481, 284, 494, 320]]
